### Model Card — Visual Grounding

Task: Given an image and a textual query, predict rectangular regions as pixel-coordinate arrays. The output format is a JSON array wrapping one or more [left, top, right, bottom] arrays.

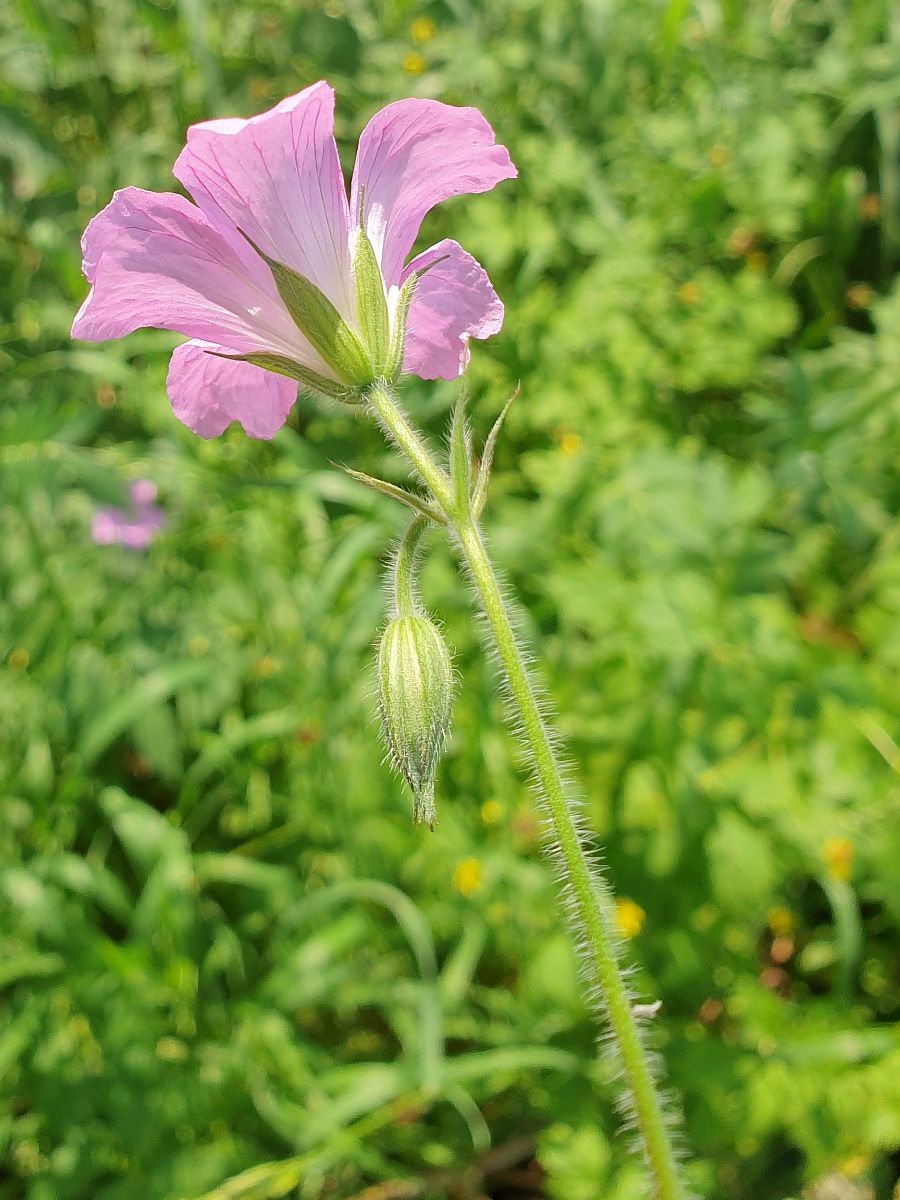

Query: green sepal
[[384, 272, 417, 382], [350, 227, 391, 373], [383, 253, 450, 381], [206, 350, 355, 401], [471, 385, 520, 518], [238, 231, 374, 388], [339, 466, 446, 525]]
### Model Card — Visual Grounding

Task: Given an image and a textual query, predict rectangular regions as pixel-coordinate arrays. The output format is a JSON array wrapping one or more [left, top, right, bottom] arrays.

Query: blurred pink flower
[[72, 82, 516, 440], [91, 479, 166, 551]]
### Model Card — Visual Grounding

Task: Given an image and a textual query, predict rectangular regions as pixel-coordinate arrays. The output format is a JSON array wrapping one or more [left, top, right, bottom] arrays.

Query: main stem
[[365, 382, 685, 1200]]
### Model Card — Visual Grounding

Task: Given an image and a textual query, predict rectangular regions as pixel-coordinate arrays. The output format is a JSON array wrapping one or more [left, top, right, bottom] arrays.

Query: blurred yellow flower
[[410, 16, 435, 43], [727, 227, 756, 256], [615, 897, 645, 939], [558, 431, 582, 456], [155, 1037, 188, 1062], [253, 655, 279, 679], [452, 856, 483, 897], [7, 648, 29, 669], [823, 836, 853, 882], [677, 280, 700, 306], [766, 906, 794, 937], [402, 52, 426, 75], [247, 77, 273, 102], [858, 193, 880, 221], [481, 799, 503, 825], [846, 283, 874, 310]]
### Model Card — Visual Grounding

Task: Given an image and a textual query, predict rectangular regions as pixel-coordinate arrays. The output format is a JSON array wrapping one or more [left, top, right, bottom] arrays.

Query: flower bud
[[377, 614, 453, 827]]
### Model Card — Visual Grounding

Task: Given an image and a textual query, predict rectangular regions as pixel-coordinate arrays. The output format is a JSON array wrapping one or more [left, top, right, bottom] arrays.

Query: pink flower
[[72, 82, 516, 440], [91, 479, 166, 550]]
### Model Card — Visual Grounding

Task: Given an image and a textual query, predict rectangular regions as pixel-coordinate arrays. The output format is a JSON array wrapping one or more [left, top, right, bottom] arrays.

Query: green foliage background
[[2, 0, 900, 1197]]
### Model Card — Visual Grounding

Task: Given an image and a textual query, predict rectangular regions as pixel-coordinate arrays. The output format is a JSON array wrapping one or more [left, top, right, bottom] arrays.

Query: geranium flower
[[72, 82, 516, 439], [91, 479, 166, 550]]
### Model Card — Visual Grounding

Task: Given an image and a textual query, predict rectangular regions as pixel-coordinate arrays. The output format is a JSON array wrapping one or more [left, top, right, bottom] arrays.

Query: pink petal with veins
[[166, 339, 297, 439], [71, 187, 332, 374], [174, 81, 353, 321], [351, 98, 516, 288], [401, 239, 504, 380]]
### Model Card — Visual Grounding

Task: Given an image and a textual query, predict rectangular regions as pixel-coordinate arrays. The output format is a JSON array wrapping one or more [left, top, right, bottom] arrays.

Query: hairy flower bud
[[377, 614, 453, 827]]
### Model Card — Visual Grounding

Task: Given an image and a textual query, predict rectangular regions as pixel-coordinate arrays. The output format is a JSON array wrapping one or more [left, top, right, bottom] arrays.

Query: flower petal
[[351, 99, 516, 288], [401, 239, 504, 381], [166, 339, 298, 440], [72, 187, 326, 369], [173, 81, 353, 320]]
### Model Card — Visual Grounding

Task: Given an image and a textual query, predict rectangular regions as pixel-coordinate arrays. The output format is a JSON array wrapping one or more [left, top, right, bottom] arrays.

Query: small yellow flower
[[558, 431, 582, 457], [691, 903, 717, 931], [707, 144, 728, 168], [766, 906, 794, 937], [410, 16, 435, 43], [452, 856, 483, 898], [480, 799, 503, 825], [155, 1037, 188, 1062], [402, 51, 426, 76], [858, 193, 880, 221], [846, 283, 874, 310], [247, 77, 274, 103], [823, 836, 853, 882], [677, 280, 701, 306], [727, 228, 755, 257], [7, 648, 29, 670], [614, 897, 645, 939], [253, 655, 279, 679], [839, 1154, 871, 1178]]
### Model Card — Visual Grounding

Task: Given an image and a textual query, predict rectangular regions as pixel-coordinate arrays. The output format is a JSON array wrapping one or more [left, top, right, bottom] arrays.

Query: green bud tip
[[376, 614, 453, 828]]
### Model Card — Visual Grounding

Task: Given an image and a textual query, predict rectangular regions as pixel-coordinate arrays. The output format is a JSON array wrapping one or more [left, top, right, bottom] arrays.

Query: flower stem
[[365, 381, 687, 1199], [390, 516, 429, 618]]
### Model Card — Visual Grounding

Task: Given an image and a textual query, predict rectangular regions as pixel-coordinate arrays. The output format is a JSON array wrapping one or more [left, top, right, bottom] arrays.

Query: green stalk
[[365, 380, 686, 1200], [390, 515, 428, 618]]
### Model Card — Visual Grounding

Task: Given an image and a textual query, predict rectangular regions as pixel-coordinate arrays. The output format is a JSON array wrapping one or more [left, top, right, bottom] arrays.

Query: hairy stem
[[365, 381, 686, 1199], [390, 516, 429, 618]]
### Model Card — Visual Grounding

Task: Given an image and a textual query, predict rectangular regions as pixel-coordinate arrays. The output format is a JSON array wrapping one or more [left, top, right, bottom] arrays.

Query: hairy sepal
[[471, 385, 519, 518], [239, 231, 374, 388], [384, 254, 450, 382], [350, 227, 391, 374], [340, 466, 445, 525], [207, 350, 355, 401]]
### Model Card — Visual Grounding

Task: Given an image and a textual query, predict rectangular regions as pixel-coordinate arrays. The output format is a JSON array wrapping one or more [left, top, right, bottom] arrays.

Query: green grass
[[2, 1, 900, 1197]]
